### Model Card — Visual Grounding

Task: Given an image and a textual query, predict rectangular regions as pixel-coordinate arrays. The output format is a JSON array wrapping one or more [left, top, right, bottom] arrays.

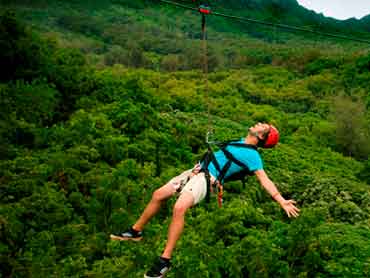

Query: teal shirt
[[208, 138, 263, 181]]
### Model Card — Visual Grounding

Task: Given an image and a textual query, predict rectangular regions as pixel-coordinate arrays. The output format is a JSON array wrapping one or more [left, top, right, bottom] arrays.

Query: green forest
[[0, 0, 370, 277]]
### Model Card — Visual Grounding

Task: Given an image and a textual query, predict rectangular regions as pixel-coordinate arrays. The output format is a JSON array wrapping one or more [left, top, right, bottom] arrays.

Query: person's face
[[249, 122, 270, 140]]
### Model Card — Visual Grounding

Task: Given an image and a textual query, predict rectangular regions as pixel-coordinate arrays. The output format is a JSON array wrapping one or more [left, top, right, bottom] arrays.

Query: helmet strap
[[250, 131, 265, 147], [258, 128, 271, 148], [257, 138, 266, 148]]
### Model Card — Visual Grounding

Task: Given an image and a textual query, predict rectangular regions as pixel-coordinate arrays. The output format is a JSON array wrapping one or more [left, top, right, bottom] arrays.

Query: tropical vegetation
[[0, 1, 369, 277]]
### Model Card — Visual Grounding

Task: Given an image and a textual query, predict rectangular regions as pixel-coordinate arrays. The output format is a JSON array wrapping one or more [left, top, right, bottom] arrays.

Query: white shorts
[[167, 169, 208, 205]]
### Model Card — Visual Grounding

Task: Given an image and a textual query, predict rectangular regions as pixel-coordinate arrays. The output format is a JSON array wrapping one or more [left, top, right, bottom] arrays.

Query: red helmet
[[262, 125, 279, 148]]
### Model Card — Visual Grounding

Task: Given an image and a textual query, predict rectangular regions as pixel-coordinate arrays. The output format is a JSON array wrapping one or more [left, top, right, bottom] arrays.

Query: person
[[110, 122, 300, 278]]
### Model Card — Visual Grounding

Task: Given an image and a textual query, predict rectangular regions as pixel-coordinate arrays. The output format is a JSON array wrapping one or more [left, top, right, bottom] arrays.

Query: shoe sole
[[110, 234, 143, 241], [143, 267, 170, 278], [144, 272, 169, 278]]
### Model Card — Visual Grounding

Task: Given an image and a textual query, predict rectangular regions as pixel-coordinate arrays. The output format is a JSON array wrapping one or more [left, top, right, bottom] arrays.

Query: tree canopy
[[0, 3, 369, 277]]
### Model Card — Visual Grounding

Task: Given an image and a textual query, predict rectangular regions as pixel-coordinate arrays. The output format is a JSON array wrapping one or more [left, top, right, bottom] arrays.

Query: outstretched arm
[[255, 169, 300, 218]]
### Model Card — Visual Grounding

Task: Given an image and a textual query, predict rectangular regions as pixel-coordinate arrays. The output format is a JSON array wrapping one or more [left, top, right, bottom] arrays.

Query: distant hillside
[[1, 0, 369, 75], [146, 0, 370, 36], [191, 0, 370, 31]]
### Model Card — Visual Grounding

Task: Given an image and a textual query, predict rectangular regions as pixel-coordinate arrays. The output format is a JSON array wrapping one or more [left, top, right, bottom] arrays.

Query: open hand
[[280, 199, 300, 218]]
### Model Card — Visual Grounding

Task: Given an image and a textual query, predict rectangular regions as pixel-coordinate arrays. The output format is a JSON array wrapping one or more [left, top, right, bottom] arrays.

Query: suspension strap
[[200, 5, 213, 204], [199, 3, 223, 207], [200, 4, 212, 143]]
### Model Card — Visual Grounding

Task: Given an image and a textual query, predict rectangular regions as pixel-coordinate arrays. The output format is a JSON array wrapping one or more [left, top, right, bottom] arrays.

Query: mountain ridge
[[155, 0, 370, 32]]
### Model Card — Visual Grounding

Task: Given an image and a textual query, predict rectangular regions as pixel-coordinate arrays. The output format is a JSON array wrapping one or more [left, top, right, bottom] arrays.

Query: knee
[[152, 188, 166, 202], [172, 203, 188, 218]]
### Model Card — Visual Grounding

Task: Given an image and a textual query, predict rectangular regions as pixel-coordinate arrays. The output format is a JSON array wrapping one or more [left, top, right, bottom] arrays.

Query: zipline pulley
[[199, 5, 211, 15]]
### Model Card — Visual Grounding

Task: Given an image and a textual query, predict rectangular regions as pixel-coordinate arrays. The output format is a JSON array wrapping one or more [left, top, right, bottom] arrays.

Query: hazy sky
[[297, 0, 370, 20]]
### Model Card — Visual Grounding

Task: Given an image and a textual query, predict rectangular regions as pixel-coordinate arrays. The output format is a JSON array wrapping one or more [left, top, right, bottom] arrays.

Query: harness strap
[[221, 148, 250, 172], [226, 142, 258, 150], [204, 168, 211, 203], [201, 167, 223, 207], [216, 143, 255, 183], [217, 159, 232, 184], [201, 141, 258, 206], [200, 146, 221, 172], [201, 146, 214, 203]]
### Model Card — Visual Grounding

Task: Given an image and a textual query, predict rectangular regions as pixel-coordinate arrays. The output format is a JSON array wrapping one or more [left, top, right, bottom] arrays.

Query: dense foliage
[[0, 2, 369, 277]]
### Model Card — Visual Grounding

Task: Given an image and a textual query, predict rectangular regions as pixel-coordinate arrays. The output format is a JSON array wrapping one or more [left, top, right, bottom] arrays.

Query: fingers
[[289, 208, 300, 218], [287, 199, 297, 206], [289, 203, 301, 213], [284, 199, 300, 218], [287, 209, 298, 218]]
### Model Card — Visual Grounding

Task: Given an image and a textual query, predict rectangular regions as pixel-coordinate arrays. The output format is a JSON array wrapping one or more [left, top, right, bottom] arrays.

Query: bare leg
[[161, 191, 194, 259], [133, 183, 176, 231]]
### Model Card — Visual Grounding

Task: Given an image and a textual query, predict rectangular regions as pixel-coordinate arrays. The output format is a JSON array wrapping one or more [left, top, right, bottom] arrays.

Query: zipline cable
[[156, 0, 198, 12], [156, 0, 370, 45]]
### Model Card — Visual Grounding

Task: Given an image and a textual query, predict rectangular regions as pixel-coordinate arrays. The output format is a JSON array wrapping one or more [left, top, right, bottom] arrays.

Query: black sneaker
[[144, 257, 171, 278], [110, 227, 143, 241]]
